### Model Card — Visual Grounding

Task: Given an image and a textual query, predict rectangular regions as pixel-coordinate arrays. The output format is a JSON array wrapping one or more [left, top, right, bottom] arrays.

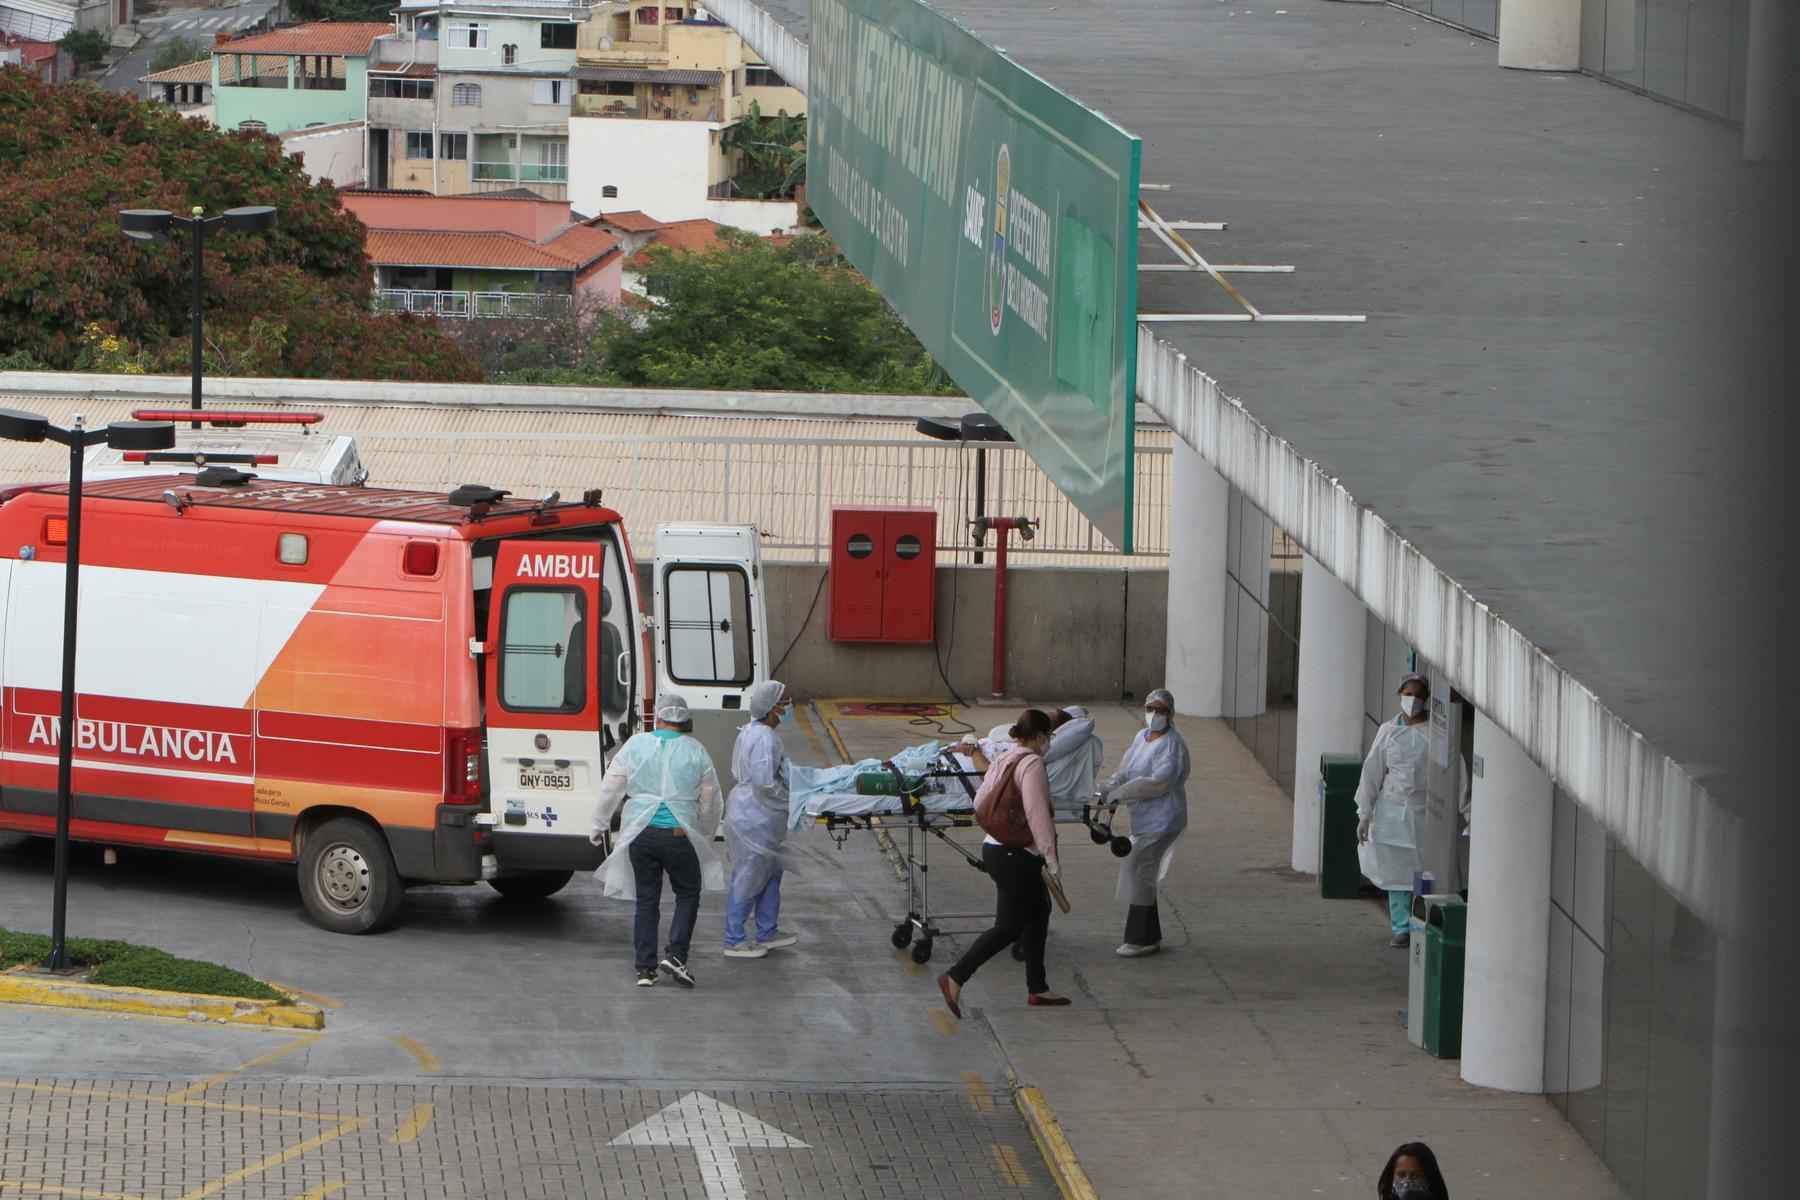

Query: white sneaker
[[1115, 943, 1160, 958], [723, 943, 768, 959], [758, 931, 798, 950]]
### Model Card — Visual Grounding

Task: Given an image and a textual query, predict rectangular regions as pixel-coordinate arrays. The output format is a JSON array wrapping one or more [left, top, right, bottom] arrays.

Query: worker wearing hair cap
[[1355, 672, 1433, 948], [723, 681, 797, 960], [1099, 687, 1191, 957], [592, 692, 723, 988]]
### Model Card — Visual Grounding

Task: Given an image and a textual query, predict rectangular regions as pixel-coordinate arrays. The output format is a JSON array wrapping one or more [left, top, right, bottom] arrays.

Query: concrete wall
[[214, 56, 368, 133], [633, 560, 1168, 703], [703, 197, 797, 234], [570, 116, 715, 223]]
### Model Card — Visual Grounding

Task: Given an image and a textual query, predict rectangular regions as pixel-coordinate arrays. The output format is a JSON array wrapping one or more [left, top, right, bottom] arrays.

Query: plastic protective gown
[[725, 720, 793, 906], [1104, 728, 1192, 905], [593, 731, 725, 900], [1354, 716, 1429, 891], [1042, 718, 1104, 814]]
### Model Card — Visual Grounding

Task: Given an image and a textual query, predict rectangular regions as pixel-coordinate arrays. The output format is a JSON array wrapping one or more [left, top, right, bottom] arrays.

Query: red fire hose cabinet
[[827, 506, 937, 643]]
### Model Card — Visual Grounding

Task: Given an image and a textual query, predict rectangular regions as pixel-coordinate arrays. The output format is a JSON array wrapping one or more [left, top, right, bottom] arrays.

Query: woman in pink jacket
[[937, 708, 1070, 1016]]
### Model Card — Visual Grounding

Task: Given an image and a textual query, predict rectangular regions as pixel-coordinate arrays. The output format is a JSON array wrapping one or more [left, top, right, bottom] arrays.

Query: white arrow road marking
[[611, 1091, 809, 1200]]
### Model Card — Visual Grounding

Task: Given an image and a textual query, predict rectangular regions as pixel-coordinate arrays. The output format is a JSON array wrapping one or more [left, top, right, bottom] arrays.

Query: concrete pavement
[[825, 701, 1624, 1200]]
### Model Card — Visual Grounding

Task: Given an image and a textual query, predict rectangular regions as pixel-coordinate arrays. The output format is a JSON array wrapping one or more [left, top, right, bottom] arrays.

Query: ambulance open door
[[483, 539, 608, 866], [653, 524, 769, 809]]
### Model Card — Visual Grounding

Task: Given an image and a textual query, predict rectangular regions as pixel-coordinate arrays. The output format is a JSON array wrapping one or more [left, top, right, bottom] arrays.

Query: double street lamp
[[117, 205, 278, 427], [0, 411, 177, 970]]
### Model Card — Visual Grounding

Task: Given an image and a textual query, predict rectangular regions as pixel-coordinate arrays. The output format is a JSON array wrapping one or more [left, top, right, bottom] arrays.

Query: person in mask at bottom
[[722, 680, 797, 960], [1375, 1141, 1449, 1200], [1356, 672, 1433, 947], [1100, 688, 1192, 958], [591, 693, 724, 989]]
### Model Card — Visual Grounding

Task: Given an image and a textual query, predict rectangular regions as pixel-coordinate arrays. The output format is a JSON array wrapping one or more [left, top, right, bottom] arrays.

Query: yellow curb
[[1015, 1086, 1099, 1200], [0, 969, 324, 1030]]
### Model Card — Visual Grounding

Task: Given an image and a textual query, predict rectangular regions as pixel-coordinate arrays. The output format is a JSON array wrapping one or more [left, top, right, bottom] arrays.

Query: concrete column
[[1164, 434, 1228, 717], [1290, 553, 1365, 874], [1743, 0, 1795, 162], [1460, 711, 1554, 1092], [1225, 499, 1270, 720], [1497, 0, 1580, 71]]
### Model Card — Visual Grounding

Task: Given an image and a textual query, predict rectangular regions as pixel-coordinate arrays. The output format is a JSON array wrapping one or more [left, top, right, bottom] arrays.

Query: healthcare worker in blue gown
[[722, 680, 799, 960], [1100, 688, 1191, 958], [1356, 673, 1432, 948]]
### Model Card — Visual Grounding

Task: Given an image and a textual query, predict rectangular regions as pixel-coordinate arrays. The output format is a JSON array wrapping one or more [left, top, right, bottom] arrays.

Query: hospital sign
[[807, 0, 1142, 551]]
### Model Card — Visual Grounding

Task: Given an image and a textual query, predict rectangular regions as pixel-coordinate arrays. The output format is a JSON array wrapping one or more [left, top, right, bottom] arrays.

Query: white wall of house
[[702, 197, 796, 234], [282, 122, 366, 187], [570, 116, 715, 223]]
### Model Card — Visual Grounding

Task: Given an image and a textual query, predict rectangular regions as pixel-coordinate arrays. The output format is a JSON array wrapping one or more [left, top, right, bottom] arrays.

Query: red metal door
[[880, 510, 936, 643], [828, 509, 884, 640]]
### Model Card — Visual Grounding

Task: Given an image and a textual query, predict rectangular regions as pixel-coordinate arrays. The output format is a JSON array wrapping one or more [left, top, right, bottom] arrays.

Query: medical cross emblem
[[541, 807, 559, 826]]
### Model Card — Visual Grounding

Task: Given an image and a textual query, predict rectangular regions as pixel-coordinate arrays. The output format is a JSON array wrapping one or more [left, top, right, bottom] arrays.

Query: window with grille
[[370, 77, 434, 99], [502, 43, 516, 65], [452, 82, 482, 106]]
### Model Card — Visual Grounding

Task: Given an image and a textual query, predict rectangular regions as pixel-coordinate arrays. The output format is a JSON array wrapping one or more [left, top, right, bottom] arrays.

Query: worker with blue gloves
[[723, 680, 798, 960], [1356, 673, 1432, 947], [1100, 688, 1192, 958], [592, 693, 724, 988]]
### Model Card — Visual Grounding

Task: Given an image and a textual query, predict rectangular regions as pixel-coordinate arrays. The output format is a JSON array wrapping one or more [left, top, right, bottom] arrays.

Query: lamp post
[[915, 413, 1037, 699], [0, 410, 177, 970], [118, 205, 278, 429]]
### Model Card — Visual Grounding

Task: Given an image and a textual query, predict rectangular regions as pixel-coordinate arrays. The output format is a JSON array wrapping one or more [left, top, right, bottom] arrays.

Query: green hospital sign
[[808, 0, 1141, 551]]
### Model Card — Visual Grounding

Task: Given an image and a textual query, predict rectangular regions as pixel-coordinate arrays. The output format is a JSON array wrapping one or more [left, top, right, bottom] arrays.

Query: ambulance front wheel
[[488, 870, 574, 901], [298, 817, 405, 935]]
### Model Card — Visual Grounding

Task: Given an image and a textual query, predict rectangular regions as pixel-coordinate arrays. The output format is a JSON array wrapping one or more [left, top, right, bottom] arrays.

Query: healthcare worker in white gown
[[591, 693, 724, 989], [723, 680, 798, 960], [1356, 672, 1432, 947], [1101, 688, 1191, 958]]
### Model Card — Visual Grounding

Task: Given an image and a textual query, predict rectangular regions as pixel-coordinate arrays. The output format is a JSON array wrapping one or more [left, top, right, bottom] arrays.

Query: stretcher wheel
[[891, 921, 914, 949], [1089, 827, 1109, 845], [911, 938, 933, 965], [1110, 836, 1132, 859]]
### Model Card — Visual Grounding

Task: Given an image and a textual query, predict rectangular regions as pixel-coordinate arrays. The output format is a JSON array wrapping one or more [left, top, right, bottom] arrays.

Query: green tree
[[0, 69, 478, 382], [149, 37, 207, 74], [58, 30, 109, 69], [287, 0, 395, 21], [591, 231, 958, 394], [720, 102, 806, 200]]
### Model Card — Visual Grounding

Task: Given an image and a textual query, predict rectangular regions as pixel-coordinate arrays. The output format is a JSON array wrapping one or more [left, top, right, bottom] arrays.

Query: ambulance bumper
[[488, 831, 606, 873]]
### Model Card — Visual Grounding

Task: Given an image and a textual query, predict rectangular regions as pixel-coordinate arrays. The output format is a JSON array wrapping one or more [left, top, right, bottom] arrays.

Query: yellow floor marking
[[0, 1183, 144, 1200], [795, 703, 832, 765], [387, 1102, 434, 1146], [929, 1008, 959, 1036], [292, 1184, 344, 1200], [822, 713, 853, 763], [962, 1072, 995, 1114], [991, 1143, 1032, 1187], [0, 1080, 328, 1122], [165, 1033, 321, 1103], [390, 1035, 440, 1075], [262, 983, 343, 1011], [176, 1116, 367, 1200]]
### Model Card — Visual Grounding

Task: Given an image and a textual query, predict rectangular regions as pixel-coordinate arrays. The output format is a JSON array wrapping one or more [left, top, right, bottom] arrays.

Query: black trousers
[[1125, 902, 1163, 946], [947, 843, 1051, 995], [629, 826, 701, 971]]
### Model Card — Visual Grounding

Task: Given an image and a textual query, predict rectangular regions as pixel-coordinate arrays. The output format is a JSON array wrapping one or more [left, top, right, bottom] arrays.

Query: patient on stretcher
[[965, 706, 1104, 817]]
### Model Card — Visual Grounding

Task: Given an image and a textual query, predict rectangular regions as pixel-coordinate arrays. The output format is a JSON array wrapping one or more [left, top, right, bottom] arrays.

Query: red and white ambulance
[[0, 469, 768, 932]]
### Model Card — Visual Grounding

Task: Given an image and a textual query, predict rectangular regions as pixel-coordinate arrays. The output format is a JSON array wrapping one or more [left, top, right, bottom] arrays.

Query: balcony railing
[[376, 289, 572, 319], [471, 160, 569, 182]]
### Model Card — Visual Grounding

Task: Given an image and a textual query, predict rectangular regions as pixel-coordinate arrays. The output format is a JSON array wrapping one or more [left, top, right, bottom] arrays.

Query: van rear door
[[483, 539, 606, 867], [653, 524, 769, 807]]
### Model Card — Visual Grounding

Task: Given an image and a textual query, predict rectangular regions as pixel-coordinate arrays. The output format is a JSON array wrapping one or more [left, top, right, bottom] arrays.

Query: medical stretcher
[[806, 750, 1131, 964]]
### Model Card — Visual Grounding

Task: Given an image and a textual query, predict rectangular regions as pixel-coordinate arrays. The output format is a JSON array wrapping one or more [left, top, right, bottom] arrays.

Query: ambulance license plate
[[519, 770, 573, 791]]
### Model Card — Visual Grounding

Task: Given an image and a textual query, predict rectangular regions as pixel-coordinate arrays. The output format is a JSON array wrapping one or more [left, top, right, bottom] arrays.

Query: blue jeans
[[723, 867, 783, 947], [1387, 890, 1413, 938]]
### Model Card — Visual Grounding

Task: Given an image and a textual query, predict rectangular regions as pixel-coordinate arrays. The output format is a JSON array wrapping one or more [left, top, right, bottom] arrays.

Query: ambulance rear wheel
[[299, 818, 404, 935], [488, 870, 574, 902]]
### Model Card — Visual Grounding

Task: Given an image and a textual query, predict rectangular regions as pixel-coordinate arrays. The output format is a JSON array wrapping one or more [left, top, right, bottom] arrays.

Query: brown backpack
[[974, 752, 1033, 848]]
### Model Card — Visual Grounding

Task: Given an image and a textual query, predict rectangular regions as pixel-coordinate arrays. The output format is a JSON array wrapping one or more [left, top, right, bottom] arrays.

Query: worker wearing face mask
[[1356, 673, 1433, 947], [1099, 688, 1191, 958], [1375, 1141, 1449, 1200], [722, 680, 797, 960]]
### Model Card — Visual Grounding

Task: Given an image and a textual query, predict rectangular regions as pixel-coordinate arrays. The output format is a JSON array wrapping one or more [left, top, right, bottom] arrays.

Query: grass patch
[[0, 928, 285, 1002]]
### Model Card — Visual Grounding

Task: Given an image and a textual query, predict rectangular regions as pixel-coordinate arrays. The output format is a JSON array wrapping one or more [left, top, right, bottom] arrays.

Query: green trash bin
[[1318, 754, 1364, 899], [1420, 895, 1467, 1059]]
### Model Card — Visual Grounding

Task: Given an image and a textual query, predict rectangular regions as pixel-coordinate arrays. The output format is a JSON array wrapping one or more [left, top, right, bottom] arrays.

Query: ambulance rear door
[[653, 524, 769, 807], [482, 538, 607, 868]]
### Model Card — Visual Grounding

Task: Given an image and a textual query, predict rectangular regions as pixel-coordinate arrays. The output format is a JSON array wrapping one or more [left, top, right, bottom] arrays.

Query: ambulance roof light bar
[[129, 409, 322, 429], [121, 452, 279, 465]]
